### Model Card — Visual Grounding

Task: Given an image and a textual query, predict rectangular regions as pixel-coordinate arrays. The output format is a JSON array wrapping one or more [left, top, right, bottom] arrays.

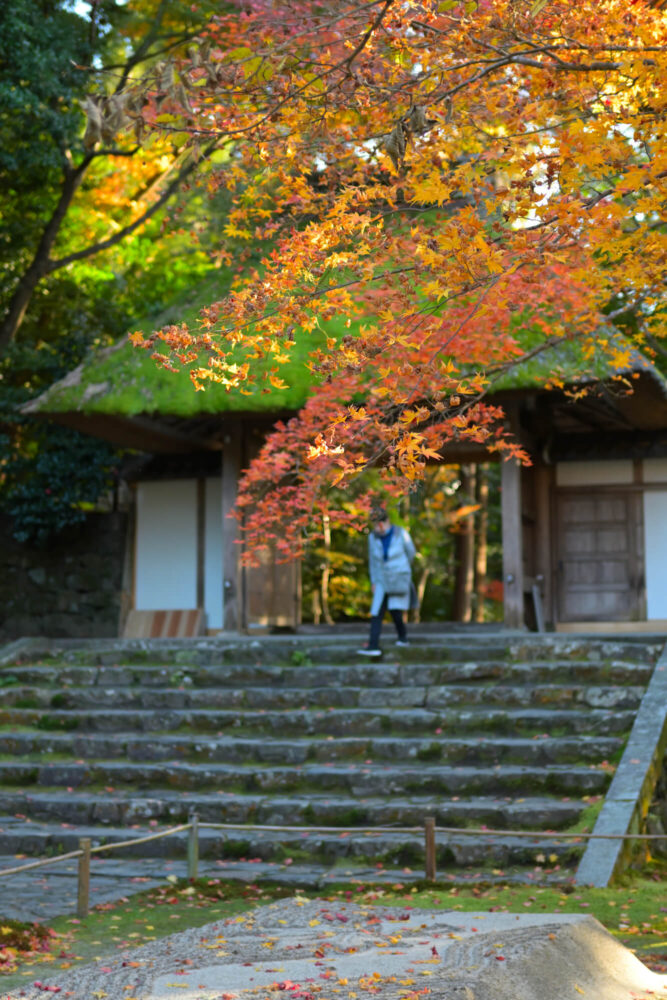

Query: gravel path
[[6, 898, 666, 1000]]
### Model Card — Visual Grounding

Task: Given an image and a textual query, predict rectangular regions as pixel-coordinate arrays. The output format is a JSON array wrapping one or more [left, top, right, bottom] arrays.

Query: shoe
[[395, 640, 410, 647], [357, 648, 382, 657]]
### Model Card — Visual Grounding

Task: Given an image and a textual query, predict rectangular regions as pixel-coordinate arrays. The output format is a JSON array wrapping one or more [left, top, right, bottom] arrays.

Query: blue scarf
[[380, 525, 394, 560]]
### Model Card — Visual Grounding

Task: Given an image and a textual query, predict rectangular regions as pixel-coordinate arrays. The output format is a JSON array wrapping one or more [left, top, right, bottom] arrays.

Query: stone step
[[0, 682, 645, 711], [0, 705, 636, 736], [0, 817, 585, 868], [11, 635, 660, 668], [0, 730, 625, 765], [0, 759, 611, 797], [0, 659, 655, 689], [0, 854, 574, 904], [0, 787, 588, 829]]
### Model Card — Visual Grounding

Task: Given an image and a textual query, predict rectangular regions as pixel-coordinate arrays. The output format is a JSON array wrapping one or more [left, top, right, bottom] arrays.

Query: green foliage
[[36, 714, 79, 731], [0, 330, 120, 544], [0, 1, 92, 305], [0, 0, 90, 184], [0, 425, 116, 546], [290, 650, 313, 667]]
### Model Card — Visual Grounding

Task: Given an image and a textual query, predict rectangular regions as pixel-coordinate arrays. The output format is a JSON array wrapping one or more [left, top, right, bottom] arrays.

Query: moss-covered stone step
[[0, 682, 645, 712], [0, 817, 585, 868], [0, 731, 625, 766], [0, 759, 611, 796], [0, 705, 636, 737], [0, 784, 589, 826], [0, 659, 656, 689], [7, 634, 661, 668]]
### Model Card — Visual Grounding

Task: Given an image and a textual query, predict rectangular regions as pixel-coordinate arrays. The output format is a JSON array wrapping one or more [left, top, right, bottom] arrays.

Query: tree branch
[[47, 142, 217, 272]]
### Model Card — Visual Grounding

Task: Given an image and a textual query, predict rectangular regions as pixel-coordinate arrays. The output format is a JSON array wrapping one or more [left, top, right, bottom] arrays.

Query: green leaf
[[529, 0, 549, 16], [224, 45, 253, 63], [438, 1, 458, 10]]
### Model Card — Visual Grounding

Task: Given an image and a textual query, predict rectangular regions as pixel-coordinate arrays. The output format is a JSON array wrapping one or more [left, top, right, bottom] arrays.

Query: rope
[[90, 823, 191, 854], [0, 850, 84, 878], [0, 820, 664, 879], [197, 821, 667, 841], [0, 823, 192, 877]]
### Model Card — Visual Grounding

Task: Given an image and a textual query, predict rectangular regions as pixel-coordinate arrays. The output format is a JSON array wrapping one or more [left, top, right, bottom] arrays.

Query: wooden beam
[[222, 421, 242, 632], [42, 412, 222, 453], [501, 455, 524, 629], [118, 502, 136, 637], [196, 478, 206, 611], [534, 460, 553, 627]]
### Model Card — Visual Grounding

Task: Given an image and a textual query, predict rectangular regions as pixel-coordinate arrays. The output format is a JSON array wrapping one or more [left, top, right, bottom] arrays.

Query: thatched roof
[[23, 272, 318, 420], [21, 270, 667, 451]]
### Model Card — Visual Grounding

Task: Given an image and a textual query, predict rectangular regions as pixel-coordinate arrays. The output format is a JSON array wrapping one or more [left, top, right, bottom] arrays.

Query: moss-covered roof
[[491, 327, 667, 394], [23, 270, 667, 418], [24, 270, 322, 418]]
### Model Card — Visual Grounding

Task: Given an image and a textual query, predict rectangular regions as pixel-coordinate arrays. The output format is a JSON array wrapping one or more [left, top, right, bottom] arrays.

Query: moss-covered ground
[[1, 869, 666, 991]]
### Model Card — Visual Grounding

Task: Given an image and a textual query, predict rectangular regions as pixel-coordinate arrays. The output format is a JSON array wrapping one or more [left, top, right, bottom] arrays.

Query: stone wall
[[0, 512, 127, 639]]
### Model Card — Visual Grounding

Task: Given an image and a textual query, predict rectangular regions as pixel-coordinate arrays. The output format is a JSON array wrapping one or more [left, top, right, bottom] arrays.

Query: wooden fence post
[[77, 838, 91, 918], [188, 813, 199, 881], [424, 817, 436, 882]]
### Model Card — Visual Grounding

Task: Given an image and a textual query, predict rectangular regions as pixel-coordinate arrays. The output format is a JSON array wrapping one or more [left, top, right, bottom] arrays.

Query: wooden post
[[118, 491, 136, 637], [501, 455, 524, 629], [424, 816, 436, 882], [196, 478, 206, 613], [453, 464, 476, 622], [474, 463, 489, 623], [222, 421, 242, 632], [77, 837, 91, 918], [187, 812, 199, 881], [534, 460, 553, 628]]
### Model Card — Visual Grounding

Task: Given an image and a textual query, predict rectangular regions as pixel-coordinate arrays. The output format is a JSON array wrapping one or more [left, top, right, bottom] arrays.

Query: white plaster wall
[[643, 491, 667, 619], [205, 478, 223, 629], [135, 480, 197, 610], [556, 460, 633, 487], [642, 458, 667, 484]]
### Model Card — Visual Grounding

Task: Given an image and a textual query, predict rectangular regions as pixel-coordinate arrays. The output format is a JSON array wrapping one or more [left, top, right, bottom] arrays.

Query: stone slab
[[576, 653, 667, 886], [10, 898, 667, 1000], [0, 858, 571, 923]]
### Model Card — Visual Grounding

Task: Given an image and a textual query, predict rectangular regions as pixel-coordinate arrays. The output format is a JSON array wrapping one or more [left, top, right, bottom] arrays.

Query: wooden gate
[[555, 490, 644, 622]]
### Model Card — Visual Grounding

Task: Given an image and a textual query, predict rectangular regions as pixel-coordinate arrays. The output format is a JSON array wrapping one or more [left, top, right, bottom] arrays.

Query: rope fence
[[0, 816, 664, 918]]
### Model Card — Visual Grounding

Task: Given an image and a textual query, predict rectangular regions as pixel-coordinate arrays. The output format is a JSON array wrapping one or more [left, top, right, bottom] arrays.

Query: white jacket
[[368, 525, 416, 615]]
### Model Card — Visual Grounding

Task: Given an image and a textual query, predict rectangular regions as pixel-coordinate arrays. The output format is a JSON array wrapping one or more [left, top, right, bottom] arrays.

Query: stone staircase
[[0, 635, 661, 883]]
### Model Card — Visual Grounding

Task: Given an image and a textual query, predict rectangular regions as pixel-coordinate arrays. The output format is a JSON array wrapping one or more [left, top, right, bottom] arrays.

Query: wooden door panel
[[561, 590, 634, 620], [564, 559, 629, 587], [597, 498, 627, 520], [556, 490, 643, 622], [562, 528, 596, 553], [241, 433, 301, 631]]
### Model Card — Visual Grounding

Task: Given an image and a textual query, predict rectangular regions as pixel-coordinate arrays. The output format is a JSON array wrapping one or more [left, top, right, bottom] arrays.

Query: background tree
[[0, 0, 216, 352], [0, 0, 228, 540]]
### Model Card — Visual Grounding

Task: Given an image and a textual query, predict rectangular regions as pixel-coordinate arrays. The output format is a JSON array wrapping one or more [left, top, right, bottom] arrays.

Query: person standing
[[358, 508, 416, 657]]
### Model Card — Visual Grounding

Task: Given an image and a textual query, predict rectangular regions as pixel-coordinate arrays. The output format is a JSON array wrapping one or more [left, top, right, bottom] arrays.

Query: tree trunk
[[474, 463, 489, 623], [320, 514, 334, 626], [453, 464, 476, 622], [0, 160, 90, 352], [414, 566, 430, 623]]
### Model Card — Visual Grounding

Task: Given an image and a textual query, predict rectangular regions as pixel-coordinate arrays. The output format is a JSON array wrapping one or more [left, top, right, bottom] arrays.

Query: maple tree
[[120, 0, 666, 556]]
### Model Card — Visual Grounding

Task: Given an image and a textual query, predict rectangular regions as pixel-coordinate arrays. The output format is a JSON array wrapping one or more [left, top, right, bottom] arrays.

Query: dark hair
[[371, 507, 388, 523]]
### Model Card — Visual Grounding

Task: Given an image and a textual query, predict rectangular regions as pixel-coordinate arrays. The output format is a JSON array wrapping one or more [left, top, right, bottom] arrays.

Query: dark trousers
[[369, 595, 407, 649]]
